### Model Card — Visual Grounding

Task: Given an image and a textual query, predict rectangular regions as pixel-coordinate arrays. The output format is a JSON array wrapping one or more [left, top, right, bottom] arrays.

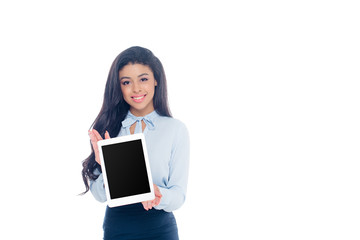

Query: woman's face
[[119, 63, 157, 116]]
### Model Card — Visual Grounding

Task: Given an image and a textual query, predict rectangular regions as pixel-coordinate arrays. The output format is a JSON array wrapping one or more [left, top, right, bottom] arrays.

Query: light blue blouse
[[90, 110, 190, 212]]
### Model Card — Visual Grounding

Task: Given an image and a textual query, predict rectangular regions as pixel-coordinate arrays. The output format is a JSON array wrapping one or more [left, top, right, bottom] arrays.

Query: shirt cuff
[[154, 185, 185, 212], [90, 173, 107, 203]]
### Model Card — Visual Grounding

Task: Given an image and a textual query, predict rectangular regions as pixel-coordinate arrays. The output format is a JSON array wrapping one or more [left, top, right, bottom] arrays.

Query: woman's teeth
[[133, 96, 144, 100]]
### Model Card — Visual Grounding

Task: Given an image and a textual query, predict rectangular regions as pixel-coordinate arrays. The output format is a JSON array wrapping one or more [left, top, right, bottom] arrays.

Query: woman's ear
[[155, 80, 158, 86]]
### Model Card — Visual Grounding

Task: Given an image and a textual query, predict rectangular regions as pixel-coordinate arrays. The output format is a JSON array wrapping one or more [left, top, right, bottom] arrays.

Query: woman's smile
[[132, 94, 147, 103]]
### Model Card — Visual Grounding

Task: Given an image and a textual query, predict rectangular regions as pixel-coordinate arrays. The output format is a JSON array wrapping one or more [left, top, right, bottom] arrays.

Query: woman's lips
[[131, 94, 146, 103]]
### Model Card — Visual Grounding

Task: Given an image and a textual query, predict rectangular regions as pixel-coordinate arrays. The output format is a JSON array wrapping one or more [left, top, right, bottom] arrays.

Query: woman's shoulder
[[156, 115, 187, 130], [154, 115, 188, 139]]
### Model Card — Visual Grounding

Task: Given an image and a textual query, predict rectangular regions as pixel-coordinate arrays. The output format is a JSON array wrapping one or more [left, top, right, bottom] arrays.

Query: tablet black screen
[[101, 139, 151, 199]]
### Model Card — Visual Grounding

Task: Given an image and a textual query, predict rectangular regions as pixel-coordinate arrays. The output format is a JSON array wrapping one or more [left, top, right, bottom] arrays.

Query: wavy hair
[[81, 46, 171, 194]]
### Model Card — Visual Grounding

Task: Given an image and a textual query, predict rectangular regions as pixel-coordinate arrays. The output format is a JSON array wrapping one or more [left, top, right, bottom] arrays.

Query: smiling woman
[[119, 64, 158, 117], [81, 46, 189, 240]]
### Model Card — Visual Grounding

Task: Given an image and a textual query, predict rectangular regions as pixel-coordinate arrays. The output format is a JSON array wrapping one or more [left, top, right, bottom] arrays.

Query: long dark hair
[[81, 46, 171, 194]]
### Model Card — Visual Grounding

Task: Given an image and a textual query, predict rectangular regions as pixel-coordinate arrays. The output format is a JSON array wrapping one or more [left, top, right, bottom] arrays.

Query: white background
[[1, 1, 359, 239]]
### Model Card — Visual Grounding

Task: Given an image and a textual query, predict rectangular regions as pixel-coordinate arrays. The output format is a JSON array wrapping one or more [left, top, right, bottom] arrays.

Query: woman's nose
[[132, 81, 141, 93]]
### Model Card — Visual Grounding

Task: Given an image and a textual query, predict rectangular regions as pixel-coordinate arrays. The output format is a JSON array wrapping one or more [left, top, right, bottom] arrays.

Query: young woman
[[81, 46, 190, 240]]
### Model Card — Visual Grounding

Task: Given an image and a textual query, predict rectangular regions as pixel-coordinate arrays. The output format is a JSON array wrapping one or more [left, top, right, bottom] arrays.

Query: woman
[[81, 46, 190, 240]]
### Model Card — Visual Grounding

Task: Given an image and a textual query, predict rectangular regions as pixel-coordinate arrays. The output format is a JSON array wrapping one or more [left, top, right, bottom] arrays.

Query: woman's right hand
[[142, 184, 162, 211], [88, 129, 111, 165]]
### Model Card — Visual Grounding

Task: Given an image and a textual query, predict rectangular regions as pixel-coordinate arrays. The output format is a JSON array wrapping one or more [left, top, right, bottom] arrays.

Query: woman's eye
[[122, 81, 130, 85], [140, 78, 148, 82]]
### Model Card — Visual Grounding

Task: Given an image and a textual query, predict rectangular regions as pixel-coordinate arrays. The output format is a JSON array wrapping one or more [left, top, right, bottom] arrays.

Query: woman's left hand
[[142, 184, 162, 211]]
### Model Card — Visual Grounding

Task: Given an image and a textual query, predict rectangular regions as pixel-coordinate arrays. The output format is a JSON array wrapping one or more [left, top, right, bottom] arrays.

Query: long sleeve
[[90, 169, 107, 203], [88, 111, 190, 211], [154, 122, 190, 212]]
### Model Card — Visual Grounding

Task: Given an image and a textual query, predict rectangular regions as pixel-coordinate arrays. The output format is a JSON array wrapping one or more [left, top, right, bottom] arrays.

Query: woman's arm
[[155, 122, 190, 212], [88, 129, 110, 203], [90, 170, 107, 202]]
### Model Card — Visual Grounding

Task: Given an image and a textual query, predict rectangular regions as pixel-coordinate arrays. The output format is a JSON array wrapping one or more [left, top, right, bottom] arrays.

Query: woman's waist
[[104, 203, 177, 231], [106, 203, 172, 216]]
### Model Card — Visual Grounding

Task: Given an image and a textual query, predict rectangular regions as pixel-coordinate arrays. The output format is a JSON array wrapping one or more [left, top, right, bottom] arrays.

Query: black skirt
[[103, 203, 179, 240]]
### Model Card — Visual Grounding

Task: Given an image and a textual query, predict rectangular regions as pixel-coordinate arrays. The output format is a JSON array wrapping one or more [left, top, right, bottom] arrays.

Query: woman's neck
[[129, 107, 155, 117]]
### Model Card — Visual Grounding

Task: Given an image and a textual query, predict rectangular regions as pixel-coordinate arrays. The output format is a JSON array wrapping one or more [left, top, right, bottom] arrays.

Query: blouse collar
[[121, 110, 159, 131]]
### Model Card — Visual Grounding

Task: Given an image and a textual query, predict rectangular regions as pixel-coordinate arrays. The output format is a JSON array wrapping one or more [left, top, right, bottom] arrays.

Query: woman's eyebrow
[[120, 73, 149, 81], [138, 73, 149, 78], [119, 76, 131, 81]]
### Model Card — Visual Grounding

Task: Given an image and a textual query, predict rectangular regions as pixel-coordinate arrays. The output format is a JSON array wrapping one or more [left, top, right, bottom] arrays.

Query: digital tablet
[[97, 133, 154, 208]]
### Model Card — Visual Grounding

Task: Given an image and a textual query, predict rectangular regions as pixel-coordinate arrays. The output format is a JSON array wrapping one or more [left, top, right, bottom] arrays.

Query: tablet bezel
[[97, 133, 154, 208]]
